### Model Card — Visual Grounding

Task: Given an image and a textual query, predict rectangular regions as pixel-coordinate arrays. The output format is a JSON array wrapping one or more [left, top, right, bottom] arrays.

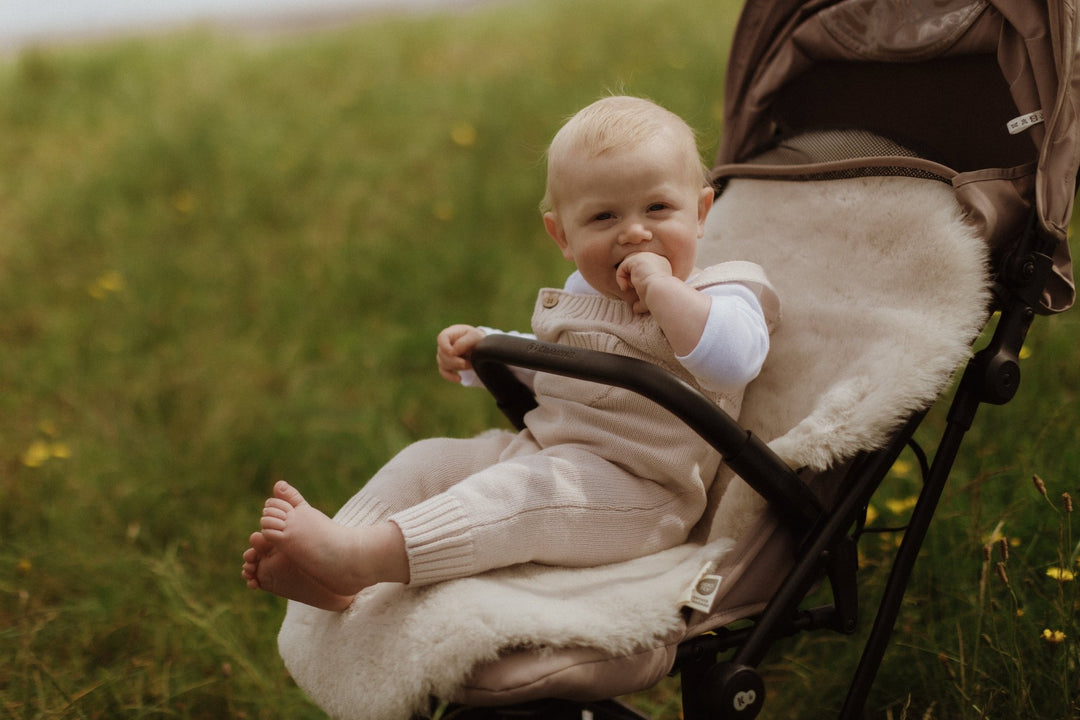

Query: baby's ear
[[543, 212, 573, 260], [697, 186, 714, 230]]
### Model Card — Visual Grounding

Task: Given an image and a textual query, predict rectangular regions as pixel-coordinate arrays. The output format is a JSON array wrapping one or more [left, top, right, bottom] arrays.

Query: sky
[[0, 0, 486, 50]]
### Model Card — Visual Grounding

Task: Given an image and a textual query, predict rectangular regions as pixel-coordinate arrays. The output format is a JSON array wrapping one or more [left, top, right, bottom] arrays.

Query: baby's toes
[[248, 531, 274, 554], [261, 508, 289, 534], [273, 480, 308, 508], [262, 499, 292, 523]]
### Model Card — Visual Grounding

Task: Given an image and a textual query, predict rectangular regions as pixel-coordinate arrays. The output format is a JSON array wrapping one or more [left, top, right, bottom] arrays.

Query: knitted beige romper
[[333, 262, 778, 586]]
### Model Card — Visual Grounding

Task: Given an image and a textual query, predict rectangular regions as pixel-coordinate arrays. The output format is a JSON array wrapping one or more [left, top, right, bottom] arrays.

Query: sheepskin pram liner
[[276, 165, 990, 719]]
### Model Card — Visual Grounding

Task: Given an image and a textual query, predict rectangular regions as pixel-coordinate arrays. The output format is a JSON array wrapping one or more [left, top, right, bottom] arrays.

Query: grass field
[[1, 1, 1077, 718]]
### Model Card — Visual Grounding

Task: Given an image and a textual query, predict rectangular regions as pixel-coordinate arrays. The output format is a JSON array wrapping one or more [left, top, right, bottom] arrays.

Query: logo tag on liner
[[1007, 109, 1044, 135], [680, 563, 724, 614]]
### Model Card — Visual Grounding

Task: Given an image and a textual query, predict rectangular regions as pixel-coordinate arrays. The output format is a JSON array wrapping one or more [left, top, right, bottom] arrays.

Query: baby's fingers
[[438, 365, 464, 383], [437, 325, 483, 382]]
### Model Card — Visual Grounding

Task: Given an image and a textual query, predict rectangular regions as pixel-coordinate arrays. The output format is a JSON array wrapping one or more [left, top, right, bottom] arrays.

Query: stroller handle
[[471, 333, 825, 535]]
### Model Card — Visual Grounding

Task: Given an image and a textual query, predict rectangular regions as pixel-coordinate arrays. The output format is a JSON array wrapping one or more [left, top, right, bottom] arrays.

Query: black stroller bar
[[470, 334, 826, 538]]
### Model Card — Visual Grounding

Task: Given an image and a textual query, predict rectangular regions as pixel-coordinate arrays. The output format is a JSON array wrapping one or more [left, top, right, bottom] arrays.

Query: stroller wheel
[[704, 663, 765, 719]]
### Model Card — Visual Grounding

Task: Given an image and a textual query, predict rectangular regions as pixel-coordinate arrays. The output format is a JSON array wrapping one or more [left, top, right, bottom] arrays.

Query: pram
[[276, 1, 1077, 718]]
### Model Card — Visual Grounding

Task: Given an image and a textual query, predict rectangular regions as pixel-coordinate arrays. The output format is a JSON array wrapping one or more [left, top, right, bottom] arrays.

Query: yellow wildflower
[[450, 121, 477, 148], [172, 190, 197, 214], [20, 439, 70, 467], [885, 495, 918, 514], [1041, 628, 1066, 645], [890, 459, 914, 479], [21, 440, 52, 467], [88, 270, 124, 299], [1046, 567, 1075, 582]]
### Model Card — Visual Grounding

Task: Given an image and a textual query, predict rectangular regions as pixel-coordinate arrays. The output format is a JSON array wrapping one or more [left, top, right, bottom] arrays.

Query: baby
[[242, 95, 779, 612]]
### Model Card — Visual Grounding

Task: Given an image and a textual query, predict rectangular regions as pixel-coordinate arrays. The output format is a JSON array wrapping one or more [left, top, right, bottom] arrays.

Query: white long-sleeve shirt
[[460, 269, 771, 394]]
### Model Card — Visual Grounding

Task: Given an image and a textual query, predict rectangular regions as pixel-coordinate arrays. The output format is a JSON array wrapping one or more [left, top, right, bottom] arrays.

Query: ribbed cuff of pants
[[389, 494, 475, 586]]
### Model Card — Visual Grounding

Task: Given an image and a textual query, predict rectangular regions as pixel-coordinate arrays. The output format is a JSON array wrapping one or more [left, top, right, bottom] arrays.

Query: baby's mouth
[[614, 250, 649, 270], [614, 251, 639, 269]]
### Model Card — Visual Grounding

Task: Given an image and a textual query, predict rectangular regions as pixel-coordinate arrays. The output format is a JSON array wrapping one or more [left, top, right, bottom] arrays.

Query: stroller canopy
[[716, 0, 1078, 313]]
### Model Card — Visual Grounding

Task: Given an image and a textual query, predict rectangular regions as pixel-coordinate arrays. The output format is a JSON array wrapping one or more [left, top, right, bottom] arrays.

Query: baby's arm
[[678, 284, 770, 392], [437, 325, 539, 389], [437, 324, 486, 383], [617, 253, 770, 391], [616, 252, 711, 356]]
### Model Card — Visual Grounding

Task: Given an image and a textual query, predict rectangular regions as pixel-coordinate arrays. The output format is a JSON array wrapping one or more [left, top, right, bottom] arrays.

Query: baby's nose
[[618, 223, 652, 244]]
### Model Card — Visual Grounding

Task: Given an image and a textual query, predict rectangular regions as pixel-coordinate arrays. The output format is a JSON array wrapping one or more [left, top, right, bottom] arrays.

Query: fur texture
[[279, 539, 731, 719], [704, 176, 990, 471], [277, 175, 990, 719]]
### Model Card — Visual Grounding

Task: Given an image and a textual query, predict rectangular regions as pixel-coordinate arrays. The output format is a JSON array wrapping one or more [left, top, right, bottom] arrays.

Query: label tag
[[680, 564, 724, 614], [1007, 109, 1044, 135]]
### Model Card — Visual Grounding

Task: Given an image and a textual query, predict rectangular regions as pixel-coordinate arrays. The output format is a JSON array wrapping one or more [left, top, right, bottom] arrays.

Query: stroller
[[276, 1, 1077, 718]]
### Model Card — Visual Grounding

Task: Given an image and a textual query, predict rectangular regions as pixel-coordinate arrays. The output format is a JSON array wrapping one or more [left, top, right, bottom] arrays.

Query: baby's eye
[[592, 211, 615, 222], [647, 202, 670, 212]]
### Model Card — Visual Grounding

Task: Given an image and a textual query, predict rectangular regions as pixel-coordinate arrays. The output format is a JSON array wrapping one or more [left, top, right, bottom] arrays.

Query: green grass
[[0, 1, 1077, 718]]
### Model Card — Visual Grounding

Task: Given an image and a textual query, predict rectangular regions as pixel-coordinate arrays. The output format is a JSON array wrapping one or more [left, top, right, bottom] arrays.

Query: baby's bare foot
[[242, 532, 355, 612], [259, 481, 409, 595]]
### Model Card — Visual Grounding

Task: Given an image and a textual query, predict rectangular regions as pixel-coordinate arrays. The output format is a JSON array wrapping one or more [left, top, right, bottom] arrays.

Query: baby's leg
[[260, 481, 409, 595], [242, 531, 354, 612], [336, 433, 518, 525], [402, 444, 706, 579], [241, 432, 517, 602]]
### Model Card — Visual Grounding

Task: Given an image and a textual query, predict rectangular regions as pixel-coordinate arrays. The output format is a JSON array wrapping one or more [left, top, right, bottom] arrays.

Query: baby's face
[[543, 138, 711, 305]]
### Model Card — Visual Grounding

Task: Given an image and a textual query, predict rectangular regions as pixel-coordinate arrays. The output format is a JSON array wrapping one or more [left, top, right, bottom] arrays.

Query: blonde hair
[[541, 95, 706, 213]]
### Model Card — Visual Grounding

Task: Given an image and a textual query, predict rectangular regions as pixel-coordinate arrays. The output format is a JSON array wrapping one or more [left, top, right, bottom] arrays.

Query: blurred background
[[1, 1, 1076, 718]]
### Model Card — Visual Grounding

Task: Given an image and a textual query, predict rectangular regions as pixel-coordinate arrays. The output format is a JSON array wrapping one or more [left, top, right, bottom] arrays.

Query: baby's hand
[[436, 324, 486, 382], [616, 252, 674, 313]]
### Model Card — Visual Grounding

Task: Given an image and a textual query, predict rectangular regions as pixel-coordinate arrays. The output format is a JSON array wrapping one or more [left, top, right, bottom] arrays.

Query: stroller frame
[[460, 211, 1059, 720], [272, 4, 1075, 718]]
